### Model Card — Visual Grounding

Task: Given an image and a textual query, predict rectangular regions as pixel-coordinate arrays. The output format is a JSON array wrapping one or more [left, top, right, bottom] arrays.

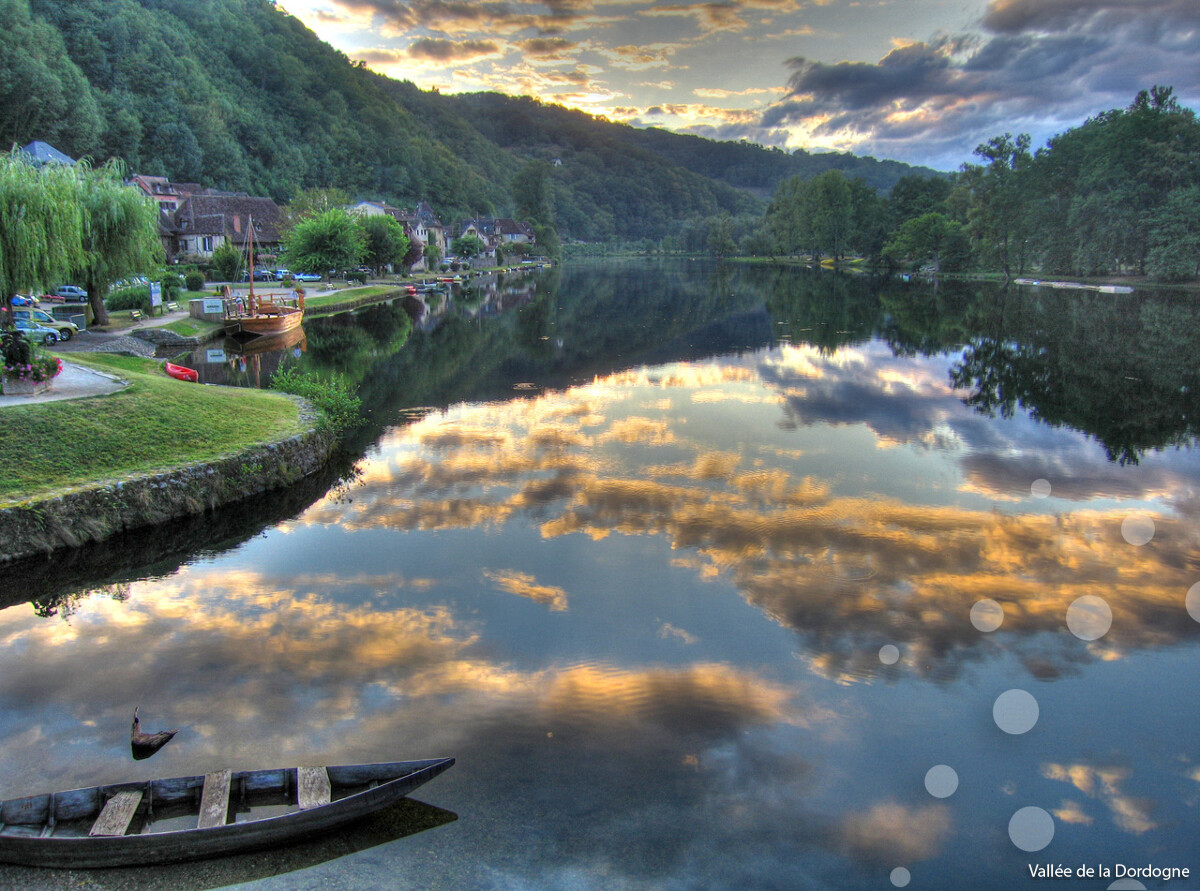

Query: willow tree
[[0, 152, 83, 306], [75, 160, 163, 326]]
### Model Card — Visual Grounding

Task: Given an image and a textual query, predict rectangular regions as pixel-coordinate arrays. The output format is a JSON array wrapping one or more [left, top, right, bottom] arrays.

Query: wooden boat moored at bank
[[0, 757, 454, 868]]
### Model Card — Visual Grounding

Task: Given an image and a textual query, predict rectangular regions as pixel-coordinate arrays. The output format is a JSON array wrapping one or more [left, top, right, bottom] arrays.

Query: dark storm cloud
[[758, 0, 1200, 168]]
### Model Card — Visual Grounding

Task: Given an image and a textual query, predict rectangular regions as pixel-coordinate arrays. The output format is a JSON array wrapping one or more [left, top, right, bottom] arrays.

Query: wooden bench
[[129, 309, 143, 322], [197, 769, 231, 829], [165, 301, 180, 312], [297, 767, 331, 810], [89, 790, 142, 837]]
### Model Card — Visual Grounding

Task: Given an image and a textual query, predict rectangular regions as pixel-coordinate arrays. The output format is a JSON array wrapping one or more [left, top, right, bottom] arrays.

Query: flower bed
[[2, 330, 63, 396]]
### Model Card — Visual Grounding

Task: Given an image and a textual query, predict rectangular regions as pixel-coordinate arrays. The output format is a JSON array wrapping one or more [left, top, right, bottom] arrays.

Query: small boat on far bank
[[0, 757, 454, 868]]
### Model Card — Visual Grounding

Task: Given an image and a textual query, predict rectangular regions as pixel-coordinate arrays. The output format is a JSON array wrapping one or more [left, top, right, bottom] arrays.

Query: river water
[[2, 260, 1199, 890]]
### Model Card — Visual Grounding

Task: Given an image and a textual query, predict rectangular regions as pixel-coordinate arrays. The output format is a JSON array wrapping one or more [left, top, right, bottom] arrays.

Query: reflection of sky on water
[[2, 339, 1200, 889]]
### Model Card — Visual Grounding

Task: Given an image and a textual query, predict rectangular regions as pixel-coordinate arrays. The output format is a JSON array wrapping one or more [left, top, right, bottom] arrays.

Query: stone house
[[166, 194, 283, 262]]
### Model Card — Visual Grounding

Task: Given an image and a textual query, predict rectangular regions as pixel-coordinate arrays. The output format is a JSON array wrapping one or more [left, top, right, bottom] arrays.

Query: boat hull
[[0, 758, 453, 868], [226, 309, 304, 337]]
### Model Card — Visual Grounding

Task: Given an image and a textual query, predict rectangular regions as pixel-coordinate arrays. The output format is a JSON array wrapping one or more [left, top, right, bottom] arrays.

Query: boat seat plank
[[89, 791, 142, 837], [197, 769, 232, 830], [297, 767, 331, 810]]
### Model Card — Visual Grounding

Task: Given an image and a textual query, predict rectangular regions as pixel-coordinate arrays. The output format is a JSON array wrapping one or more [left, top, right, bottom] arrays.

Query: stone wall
[[0, 403, 335, 562]]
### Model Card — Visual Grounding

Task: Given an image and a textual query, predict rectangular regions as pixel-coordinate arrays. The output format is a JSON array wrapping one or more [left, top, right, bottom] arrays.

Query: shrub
[[345, 270, 368, 285], [106, 285, 151, 313], [185, 271, 206, 291], [269, 368, 363, 434]]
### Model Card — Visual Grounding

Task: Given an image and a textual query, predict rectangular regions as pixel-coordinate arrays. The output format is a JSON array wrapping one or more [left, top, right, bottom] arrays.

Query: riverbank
[[0, 354, 335, 562]]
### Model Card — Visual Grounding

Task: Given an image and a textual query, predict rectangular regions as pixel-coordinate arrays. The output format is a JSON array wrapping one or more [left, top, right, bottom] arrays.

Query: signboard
[[202, 298, 224, 315], [150, 282, 162, 307], [206, 349, 227, 364]]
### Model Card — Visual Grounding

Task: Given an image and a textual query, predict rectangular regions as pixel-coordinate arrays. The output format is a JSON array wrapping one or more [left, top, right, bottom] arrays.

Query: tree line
[[750, 87, 1200, 282]]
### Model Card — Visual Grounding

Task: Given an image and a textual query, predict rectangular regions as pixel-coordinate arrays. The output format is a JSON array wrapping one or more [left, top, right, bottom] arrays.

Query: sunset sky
[[281, 0, 1200, 170]]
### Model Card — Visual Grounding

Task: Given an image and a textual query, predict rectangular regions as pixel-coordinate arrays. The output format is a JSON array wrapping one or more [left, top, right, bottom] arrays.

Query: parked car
[[54, 285, 88, 301], [273, 268, 291, 281], [14, 319, 59, 344], [294, 272, 322, 282], [13, 309, 78, 341], [239, 269, 275, 282]]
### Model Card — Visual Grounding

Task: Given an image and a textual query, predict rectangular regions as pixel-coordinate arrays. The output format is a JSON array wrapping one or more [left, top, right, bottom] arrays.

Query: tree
[[451, 234, 486, 259], [211, 241, 242, 282], [283, 209, 366, 277], [423, 242, 442, 268], [280, 187, 352, 235], [75, 160, 163, 325], [706, 213, 735, 259], [962, 133, 1033, 279], [360, 214, 409, 274], [1146, 186, 1200, 281], [883, 212, 963, 272], [0, 151, 83, 307]]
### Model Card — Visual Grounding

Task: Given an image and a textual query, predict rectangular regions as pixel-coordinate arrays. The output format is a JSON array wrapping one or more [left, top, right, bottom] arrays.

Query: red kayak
[[164, 362, 199, 382]]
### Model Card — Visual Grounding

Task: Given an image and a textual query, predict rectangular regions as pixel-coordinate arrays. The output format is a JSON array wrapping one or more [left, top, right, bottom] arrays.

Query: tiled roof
[[173, 195, 282, 244]]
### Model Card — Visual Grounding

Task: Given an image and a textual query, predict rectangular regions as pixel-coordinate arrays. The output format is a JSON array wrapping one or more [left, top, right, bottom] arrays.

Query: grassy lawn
[[163, 317, 223, 338], [0, 354, 308, 505], [305, 285, 401, 309]]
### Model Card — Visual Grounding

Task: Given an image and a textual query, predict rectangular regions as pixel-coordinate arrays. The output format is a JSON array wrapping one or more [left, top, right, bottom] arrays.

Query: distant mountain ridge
[[2, 0, 939, 241]]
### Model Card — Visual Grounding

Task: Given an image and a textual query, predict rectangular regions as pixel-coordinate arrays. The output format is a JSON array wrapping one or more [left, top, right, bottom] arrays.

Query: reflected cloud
[[1042, 762, 1159, 835], [484, 569, 570, 611], [838, 801, 951, 865], [304, 359, 1200, 685]]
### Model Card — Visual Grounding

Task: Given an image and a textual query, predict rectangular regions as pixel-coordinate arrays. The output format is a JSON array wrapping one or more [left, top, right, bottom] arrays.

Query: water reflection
[[3, 263, 1200, 889]]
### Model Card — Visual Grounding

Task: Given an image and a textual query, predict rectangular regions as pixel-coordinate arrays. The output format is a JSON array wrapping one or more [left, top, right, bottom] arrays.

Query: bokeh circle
[[1066, 595, 1113, 641], [970, 599, 1004, 632], [993, 689, 1039, 735], [924, 764, 959, 799], [1009, 806, 1055, 852]]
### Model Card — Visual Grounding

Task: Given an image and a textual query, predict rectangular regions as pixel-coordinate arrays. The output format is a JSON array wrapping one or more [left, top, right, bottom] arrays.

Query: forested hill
[[2, 0, 934, 241]]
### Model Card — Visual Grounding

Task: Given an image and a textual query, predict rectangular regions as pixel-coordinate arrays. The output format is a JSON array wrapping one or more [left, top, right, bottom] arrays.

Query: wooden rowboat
[[0, 757, 454, 868]]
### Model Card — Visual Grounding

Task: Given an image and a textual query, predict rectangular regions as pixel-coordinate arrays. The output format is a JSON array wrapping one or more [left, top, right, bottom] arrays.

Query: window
[[202, 236, 214, 252]]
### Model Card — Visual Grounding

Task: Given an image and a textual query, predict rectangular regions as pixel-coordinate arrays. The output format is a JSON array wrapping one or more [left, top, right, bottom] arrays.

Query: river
[[2, 260, 1199, 890]]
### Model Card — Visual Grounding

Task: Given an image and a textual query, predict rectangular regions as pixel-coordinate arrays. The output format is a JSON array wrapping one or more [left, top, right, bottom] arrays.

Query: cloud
[[328, 0, 610, 37], [405, 36, 506, 62], [484, 568, 570, 610], [753, 0, 1200, 167], [517, 36, 582, 61], [598, 41, 686, 70]]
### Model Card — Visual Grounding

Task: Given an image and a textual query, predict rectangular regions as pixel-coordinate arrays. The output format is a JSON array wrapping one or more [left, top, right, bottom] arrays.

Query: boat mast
[[247, 215, 255, 314]]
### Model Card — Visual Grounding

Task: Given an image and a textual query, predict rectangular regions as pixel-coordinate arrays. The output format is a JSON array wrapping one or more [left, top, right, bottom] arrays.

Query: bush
[[185, 271, 206, 291], [269, 368, 362, 434], [345, 270, 368, 285], [106, 285, 151, 313]]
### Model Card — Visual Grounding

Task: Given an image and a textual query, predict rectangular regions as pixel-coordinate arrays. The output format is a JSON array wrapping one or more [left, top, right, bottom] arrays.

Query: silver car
[[14, 319, 60, 344]]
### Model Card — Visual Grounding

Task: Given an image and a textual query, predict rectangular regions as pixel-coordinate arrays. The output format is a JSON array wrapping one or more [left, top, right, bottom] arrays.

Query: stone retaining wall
[[0, 402, 335, 562]]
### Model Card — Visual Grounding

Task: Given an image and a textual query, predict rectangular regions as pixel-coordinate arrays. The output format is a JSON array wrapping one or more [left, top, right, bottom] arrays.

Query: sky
[[280, 0, 1200, 170]]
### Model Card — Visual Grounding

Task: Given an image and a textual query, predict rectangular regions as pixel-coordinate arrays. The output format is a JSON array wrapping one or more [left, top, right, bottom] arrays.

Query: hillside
[[3, 0, 935, 242]]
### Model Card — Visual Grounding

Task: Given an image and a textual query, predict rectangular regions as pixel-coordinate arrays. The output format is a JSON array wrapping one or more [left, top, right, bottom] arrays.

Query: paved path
[[0, 360, 127, 407]]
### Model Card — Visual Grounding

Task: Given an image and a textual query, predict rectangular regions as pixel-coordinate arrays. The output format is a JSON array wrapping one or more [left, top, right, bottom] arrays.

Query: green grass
[[0, 354, 308, 504], [305, 285, 399, 308], [163, 317, 223, 338]]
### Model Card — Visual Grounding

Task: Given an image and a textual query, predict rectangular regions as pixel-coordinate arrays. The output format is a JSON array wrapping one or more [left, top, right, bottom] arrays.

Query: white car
[[294, 272, 323, 282], [14, 319, 59, 344]]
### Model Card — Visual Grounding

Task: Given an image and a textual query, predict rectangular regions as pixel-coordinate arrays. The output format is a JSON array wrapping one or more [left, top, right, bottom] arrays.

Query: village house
[[457, 218, 537, 255], [349, 199, 448, 271], [165, 194, 283, 262]]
